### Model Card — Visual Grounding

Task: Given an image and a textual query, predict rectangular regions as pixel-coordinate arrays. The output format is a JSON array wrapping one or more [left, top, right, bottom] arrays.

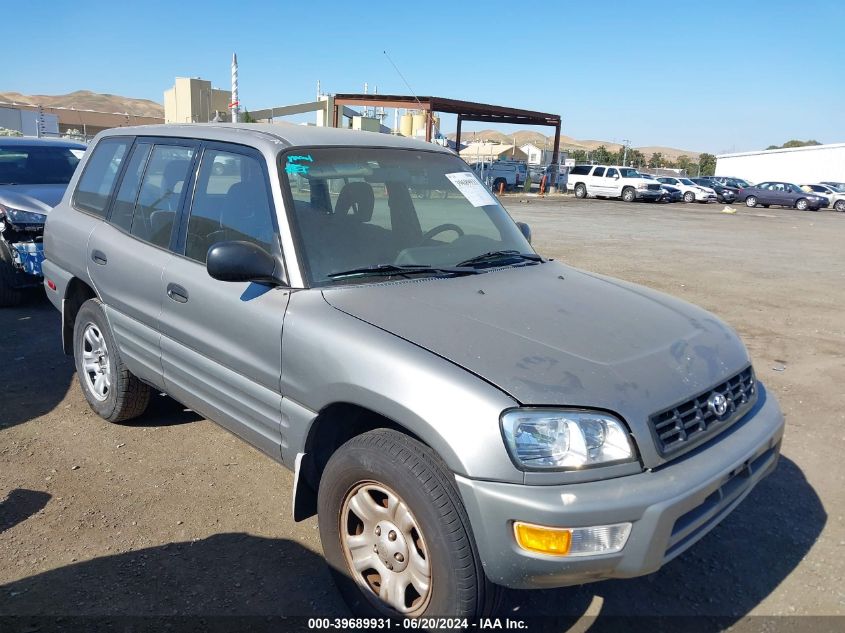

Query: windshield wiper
[[327, 263, 479, 280], [456, 250, 543, 268]]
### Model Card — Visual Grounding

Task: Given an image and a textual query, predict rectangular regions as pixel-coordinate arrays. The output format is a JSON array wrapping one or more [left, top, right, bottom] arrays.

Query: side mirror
[[516, 221, 532, 244], [613, 174, 620, 179], [207, 241, 284, 285]]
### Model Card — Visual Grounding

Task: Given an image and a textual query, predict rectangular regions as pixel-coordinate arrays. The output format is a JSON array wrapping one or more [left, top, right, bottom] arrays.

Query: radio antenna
[[383, 50, 423, 110]]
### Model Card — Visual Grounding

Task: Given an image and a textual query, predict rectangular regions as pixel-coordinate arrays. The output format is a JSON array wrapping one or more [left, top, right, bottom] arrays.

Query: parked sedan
[[690, 177, 738, 203], [742, 182, 828, 211], [0, 137, 86, 306], [801, 183, 845, 212], [655, 177, 718, 203]]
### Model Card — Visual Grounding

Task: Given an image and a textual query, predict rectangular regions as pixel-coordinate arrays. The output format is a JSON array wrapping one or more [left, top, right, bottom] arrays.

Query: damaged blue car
[[0, 136, 85, 306]]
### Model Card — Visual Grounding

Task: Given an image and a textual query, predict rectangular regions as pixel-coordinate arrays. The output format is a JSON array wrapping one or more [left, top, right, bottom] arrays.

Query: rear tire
[[745, 196, 758, 208], [683, 191, 695, 203], [318, 429, 500, 619], [73, 298, 150, 422], [622, 187, 636, 203], [574, 183, 587, 198], [0, 241, 23, 308]]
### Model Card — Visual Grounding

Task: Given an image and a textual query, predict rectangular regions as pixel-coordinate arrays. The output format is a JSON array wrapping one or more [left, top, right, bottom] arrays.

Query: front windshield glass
[[619, 168, 639, 178], [679, 178, 696, 186], [280, 148, 534, 286], [0, 145, 82, 185]]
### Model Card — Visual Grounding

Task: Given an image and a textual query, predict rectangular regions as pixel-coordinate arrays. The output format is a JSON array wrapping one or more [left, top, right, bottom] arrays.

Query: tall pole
[[231, 53, 239, 123], [622, 139, 630, 166]]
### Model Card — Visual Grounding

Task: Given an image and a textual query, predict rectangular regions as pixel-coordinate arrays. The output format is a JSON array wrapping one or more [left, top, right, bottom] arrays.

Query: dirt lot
[[1, 197, 843, 626]]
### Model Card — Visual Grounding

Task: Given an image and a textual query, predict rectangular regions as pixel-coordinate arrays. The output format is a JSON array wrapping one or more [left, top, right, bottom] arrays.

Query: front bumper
[[635, 189, 663, 200], [457, 384, 784, 589]]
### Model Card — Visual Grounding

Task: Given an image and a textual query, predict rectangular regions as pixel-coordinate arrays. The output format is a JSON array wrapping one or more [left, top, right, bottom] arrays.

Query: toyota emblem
[[708, 392, 729, 417]]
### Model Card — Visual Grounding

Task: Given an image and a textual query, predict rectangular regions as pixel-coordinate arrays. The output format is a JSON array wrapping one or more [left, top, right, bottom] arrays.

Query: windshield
[[619, 168, 640, 178], [0, 145, 82, 185], [679, 178, 696, 186], [280, 148, 534, 286]]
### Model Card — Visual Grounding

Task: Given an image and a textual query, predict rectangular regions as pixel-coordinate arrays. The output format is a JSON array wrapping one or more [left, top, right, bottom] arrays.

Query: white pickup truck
[[568, 164, 663, 202]]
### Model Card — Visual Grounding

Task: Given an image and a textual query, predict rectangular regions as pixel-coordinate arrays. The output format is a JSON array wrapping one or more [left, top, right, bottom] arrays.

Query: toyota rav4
[[43, 124, 784, 619]]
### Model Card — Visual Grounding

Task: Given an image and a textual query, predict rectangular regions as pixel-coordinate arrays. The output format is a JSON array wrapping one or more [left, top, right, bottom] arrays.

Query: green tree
[[767, 139, 822, 150], [698, 153, 716, 176], [591, 145, 612, 164], [241, 109, 257, 123], [676, 155, 693, 174], [648, 152, 664, 168], [569, 149, 588, 163]]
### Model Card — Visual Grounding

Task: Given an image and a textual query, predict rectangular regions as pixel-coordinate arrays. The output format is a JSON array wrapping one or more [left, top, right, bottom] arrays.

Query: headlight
[[501, 409, 636, 470], [1, 207, 47, 226]]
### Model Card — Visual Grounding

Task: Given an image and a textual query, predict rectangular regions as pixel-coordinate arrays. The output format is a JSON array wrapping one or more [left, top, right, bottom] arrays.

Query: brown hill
[[0, 90, 163, 117], [447, 128, 699, 161]]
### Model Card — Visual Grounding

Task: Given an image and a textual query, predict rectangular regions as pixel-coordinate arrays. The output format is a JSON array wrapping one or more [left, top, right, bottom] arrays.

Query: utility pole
[[231, 53, 239, 123], [622, 139, 630, 166]]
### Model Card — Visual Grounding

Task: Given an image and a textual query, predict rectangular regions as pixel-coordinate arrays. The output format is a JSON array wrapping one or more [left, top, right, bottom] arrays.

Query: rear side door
[[589, 167, 606, 195], [87, 137, 200, 387], [159, 142, 290, 459], [604, 167, 620, 196]]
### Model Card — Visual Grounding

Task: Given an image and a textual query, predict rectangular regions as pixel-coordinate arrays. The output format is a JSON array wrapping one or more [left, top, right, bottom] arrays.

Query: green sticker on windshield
[[285, 154, 313, 175]]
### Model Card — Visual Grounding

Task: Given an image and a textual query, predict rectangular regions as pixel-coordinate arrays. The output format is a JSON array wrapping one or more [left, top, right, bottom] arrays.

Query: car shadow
[[126, 392, 204, 427], [0, 533, 348, 621], [500, 456, 825, 630], [0, 489, 51, 534], [0, 295, 74, 430]]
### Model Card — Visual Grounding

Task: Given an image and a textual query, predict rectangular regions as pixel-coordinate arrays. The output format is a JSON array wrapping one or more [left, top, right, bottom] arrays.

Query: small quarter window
[[73, 138, 129, 216]]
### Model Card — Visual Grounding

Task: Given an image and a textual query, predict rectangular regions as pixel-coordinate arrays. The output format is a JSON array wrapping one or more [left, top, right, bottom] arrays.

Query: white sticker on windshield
[[445, 172, 497, 207]]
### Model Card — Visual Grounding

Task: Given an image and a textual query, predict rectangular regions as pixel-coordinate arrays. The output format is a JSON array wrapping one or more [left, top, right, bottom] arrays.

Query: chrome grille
[[650, 367, 757, 456], [647, 184, 661, 191]]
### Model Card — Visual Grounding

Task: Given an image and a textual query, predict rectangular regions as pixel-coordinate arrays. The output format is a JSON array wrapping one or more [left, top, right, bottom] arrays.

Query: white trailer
[[715, 143, 845, 184]]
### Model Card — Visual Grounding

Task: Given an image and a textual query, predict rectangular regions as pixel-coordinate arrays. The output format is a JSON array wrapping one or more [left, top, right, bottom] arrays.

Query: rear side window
[[131, 145, 197, 248], [593, 167, 605, 177], [109, 142, 152, 231], [73, 138, 130, 216], [184, 149, 275, 263], [570, 165, 590, 176]]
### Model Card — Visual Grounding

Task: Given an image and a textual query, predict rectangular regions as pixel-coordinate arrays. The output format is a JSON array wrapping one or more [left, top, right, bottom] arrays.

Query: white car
[[655, 177, 718, 203], [568, 164, 663, 202], [801, 183, 845, 212]]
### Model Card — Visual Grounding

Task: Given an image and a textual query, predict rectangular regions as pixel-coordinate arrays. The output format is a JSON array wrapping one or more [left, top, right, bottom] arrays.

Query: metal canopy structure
[[332, 94, 562, 165]]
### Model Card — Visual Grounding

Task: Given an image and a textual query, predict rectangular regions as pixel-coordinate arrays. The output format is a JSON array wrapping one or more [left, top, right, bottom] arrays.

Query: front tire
[[835, 200, 845, 212], [622, 187, 636, 202], [796, 198, 809, 211], [73, 299, 151, 422], [318, 429, 499, 619], [683, 191, 695, 203]]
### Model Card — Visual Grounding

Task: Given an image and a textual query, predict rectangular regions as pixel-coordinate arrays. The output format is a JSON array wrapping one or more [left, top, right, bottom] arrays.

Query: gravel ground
[[1, 196, 843, 626]]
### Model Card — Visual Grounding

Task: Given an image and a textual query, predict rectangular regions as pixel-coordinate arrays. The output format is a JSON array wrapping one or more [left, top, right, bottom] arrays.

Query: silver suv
[[43, 124, 785, 619]]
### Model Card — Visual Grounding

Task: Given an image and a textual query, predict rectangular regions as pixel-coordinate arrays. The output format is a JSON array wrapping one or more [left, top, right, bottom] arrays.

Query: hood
[[0, 184, 67, 215], [322, 262, 750, 467]]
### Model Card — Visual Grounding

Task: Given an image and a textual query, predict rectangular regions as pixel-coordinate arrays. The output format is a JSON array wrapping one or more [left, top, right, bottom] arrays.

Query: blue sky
[[6, 0, 844, 153]]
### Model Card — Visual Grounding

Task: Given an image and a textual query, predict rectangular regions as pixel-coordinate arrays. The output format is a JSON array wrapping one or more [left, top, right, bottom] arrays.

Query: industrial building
[[0, 101, 162, 139], [716, 143, 845, 183], [163, 77, 232, 123], [460, 142, 528, 164]]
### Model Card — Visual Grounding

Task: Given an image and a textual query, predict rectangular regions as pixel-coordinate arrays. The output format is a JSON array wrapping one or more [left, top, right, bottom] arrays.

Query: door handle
[[91, 250, 107, 265], [166, 283, 189, 303]]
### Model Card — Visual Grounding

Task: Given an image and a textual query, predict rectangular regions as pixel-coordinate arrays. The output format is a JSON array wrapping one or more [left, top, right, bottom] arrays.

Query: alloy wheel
[[81, 323, 111, 401]]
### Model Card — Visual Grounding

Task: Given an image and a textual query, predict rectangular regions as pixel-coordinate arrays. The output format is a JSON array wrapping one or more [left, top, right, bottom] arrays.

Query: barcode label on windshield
[[445, 172, 498, 207]]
